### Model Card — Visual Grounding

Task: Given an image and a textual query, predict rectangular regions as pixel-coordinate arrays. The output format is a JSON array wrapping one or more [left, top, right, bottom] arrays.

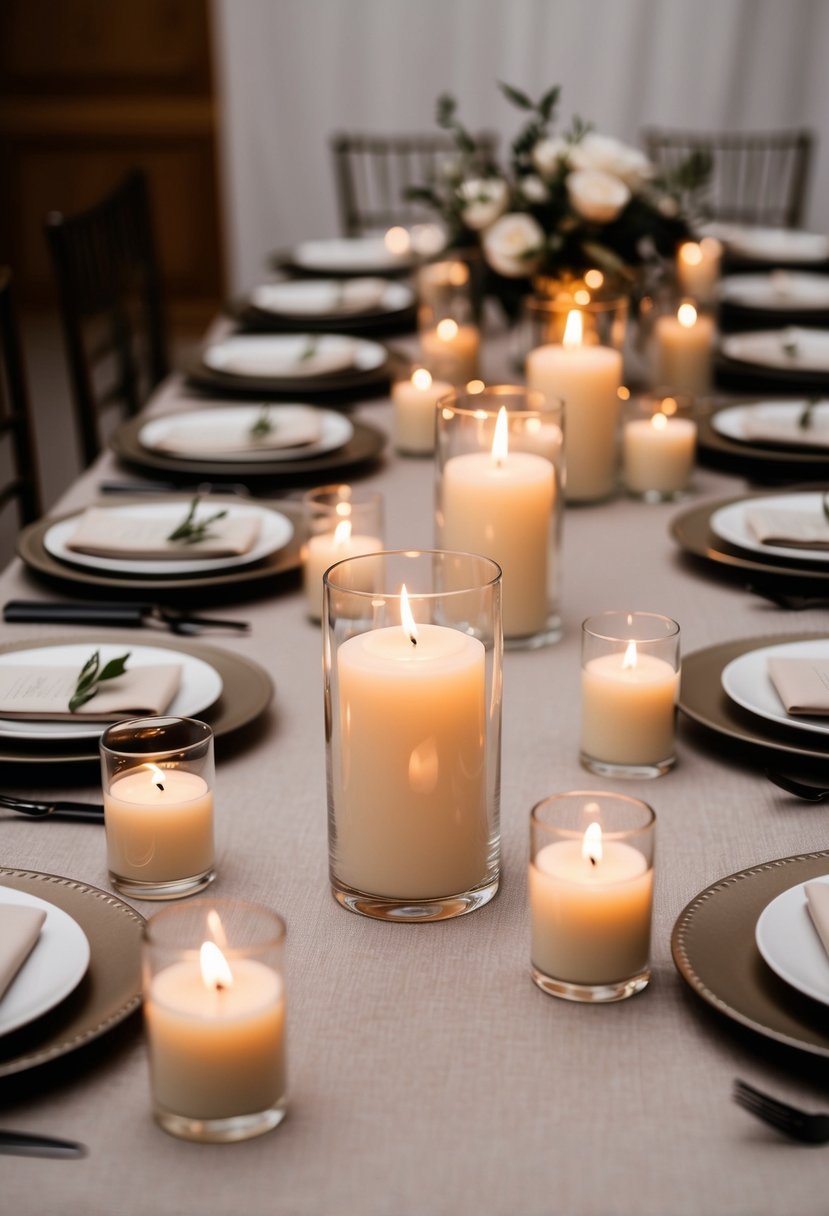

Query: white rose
[[566, 169, 631, 224], [482, 212, 544, 278], [519, 174, 549, 204], [569, 132, 653, 190], [457, 178, 509, 231], [531, 136, 570, 179]]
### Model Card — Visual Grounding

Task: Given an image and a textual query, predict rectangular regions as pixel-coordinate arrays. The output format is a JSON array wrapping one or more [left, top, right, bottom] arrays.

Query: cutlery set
[[3, 600, 249, 636]]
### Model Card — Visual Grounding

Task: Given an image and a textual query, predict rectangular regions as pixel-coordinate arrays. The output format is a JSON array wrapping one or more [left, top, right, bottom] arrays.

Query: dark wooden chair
[[44, 169, 170, 467], [0, 267, 42, 531], [331, 131, 499, 237], [642, 127, 814, 229]]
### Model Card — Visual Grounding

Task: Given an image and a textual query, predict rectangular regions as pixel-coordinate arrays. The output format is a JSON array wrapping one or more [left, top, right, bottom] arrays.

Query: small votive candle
[[623, 392, 697, 500], [301, 484, 384, 622], [420, 316, 481, 384], [529, 791, 655, 1002], [676, 238, 722, 305], [580, 611, 680, 779], [100, 717, 215, 900], [143, 898, 287, 1142], [391, 367, 452, 455], [652, 301, 714, 399]]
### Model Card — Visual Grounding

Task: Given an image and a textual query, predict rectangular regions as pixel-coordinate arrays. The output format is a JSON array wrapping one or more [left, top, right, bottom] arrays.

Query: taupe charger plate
[[679, 632, 827, 761], [696, 408, 829, 481], [672, 851, 829, 1057], [0, 633, 273, 765], [0, 869, 143, 1078]]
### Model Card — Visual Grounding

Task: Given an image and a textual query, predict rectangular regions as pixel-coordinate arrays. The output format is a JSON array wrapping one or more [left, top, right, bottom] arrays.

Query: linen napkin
[[745, 507, 829, 550], [805, 881, 829, 961], [207, 337, 357, 378], [0, 905, 46, 1001], [153, 408, 322, 456], [252, 278, 388, 316], [0, 662, 182, 721], [67, 508, 262, 560], [768, 657, 829, 716], [741, 410, 829, 451]]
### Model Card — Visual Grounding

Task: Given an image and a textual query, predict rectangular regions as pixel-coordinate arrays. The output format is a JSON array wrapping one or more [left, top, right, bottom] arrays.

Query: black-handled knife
[[4, 600, 153, 627], [0, 794, 104, 822], [0, 1129, 87, 1158]]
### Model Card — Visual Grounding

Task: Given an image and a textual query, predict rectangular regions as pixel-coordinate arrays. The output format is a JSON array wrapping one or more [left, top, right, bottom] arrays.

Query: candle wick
[[215, 980, 227, 992], [409, 634, 417, 647], [155, 780, 165, 792], [589, 855, 597, 867]]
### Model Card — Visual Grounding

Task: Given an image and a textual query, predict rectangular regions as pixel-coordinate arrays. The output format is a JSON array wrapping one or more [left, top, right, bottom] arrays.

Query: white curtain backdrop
[[211, 0, 829, 293]]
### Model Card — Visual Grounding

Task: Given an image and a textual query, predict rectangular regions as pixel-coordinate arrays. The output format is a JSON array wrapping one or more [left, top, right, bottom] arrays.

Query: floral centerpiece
[[409, 83, 709, 318]]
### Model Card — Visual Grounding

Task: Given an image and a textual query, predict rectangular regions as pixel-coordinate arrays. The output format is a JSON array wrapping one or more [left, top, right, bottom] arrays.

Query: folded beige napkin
[[0, 905, 46, 1000], [153, 409, 322, 456], [252, 278, 387, 316], [67, 508, 261, 560], [746, 508, 829, 550], [768, 657, 829, 716], [209, 338, 356, 378], [741, 414, 829, 450], [805, 881, 829, 960], [0, 662, 182, 721]]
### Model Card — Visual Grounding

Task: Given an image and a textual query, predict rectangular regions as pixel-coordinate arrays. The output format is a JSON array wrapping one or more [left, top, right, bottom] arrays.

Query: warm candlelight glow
[[400, 584, 418, 645], [466, 379, 485, 394], [677, 302, 698, 328], [449, 262, 470, 287], [661, 396, 678, 416], [412, 367, 432, 390], [582, 821, 603, 865], [679, 241, 703, 266], [622, 640, 638, 670], [574, 289, 591, 305], [436, 318, 459, 342], [384, 226, 411, 255], [584, 269, 604, 290], [491, 406, 510, 465], [618, 385, 631, 400], [146, 763, 166, 792], [563, 309, 584, 348], [206, 909, 227, 949], [334, 501, 351, 519], [651, 412, 668, 432], [334, 519, 352, 545], [199, 940, 234, 992]]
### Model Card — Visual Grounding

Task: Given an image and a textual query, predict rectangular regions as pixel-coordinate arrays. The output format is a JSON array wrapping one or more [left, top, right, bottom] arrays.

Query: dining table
[[1, 301, 828, 1216]]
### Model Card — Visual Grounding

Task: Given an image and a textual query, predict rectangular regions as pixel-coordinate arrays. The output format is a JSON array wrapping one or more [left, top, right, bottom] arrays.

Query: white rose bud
[[519, 174, 549, 204], [569, 133, 653, 191], [457, 178, 510, 231], [482, 212, 544, 278], [531, 137, 570, 179], [566, 169, 631, 224]]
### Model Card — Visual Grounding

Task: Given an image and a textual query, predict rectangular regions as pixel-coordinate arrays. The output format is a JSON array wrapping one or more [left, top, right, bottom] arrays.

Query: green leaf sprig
[[299, 335, 319, 362], [249, 405, 273, 438], [166, 496, 228, 546], [798, 396, 820, 430], [69, 650, 130, 713]]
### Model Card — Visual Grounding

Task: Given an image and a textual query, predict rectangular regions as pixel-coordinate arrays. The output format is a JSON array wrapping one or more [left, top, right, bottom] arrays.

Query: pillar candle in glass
[[580, 612, 681, 779], [324, 549, 502, 922], [436, 385, 563, 648], [301, 484, 384, 622], [651, 301, 714, 399], [391, 367, 452, 455], [529, 791, 655, 1003], [143, 899, 287, 1142], [100, 716, 215, 900], [525, 304, 624, 503], [622, 392, 697, 501], [418, 271, 481, 384], [676, 237, 722, 306]]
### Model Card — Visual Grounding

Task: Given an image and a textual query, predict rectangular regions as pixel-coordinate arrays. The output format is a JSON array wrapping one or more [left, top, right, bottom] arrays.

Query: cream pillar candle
[[676, 238, 722, 305], [303, 519, 383, 621], [525, 309, 622, 502], [333, 591, 488, 899], [623, 412, 697, 497], [420, 318, 481, 383], [392, 368, 452, 454], [652, 302, 714, 398], [530, 828, 653, 985], [145, 946, 286, 1122], [581, 642, 679, 766], [104, 766, 214, 884], [440, 409, 555, 638]]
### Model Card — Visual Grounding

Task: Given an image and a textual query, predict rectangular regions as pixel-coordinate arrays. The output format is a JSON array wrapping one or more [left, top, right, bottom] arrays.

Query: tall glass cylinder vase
[[323, 549, 502, 922], [435, 385, 564, 648]]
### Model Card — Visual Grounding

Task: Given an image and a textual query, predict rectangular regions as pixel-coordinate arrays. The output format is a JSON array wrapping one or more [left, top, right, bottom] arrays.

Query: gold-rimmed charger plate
[[672, 851, 829, 1057], [679, 632, 828, 761], [0, 633, 273, 764], [0, 869, 143, 1078], [18, 497, 303, 593]]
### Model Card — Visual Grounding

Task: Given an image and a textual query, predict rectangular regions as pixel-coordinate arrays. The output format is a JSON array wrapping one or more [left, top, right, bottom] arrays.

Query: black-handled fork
[[734, 1079, 829, 1144], [0, 794, 104, 822], [3, 601, 250, 636], [0, 1129, 87, 1158]]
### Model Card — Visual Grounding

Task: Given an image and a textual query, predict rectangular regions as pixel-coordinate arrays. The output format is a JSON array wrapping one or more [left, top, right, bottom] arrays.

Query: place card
[[67, 508, 262, 559], [0, 663, 182, 721], [768, 657, 829, 716]]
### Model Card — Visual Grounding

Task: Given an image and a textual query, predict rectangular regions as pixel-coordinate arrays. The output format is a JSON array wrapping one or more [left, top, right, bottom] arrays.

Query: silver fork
[[733, 1079, 829, 1143]]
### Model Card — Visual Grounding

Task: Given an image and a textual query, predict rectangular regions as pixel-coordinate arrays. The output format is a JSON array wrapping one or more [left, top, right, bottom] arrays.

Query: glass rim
[[437, 384, 564, 421], [581, 610, 680, 644], [322, 547, 502, 598], [143, 897, 287, 951], [524, 292, 630, 314], [530, 789, 656, 841], [100, 715, 213, 761]]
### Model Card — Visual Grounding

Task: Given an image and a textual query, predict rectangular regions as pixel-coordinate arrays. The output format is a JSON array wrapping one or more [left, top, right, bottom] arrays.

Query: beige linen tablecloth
[[2, 331, 828, 1216]]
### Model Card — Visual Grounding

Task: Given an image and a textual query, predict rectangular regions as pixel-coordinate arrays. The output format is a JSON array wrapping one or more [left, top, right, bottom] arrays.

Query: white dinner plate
[[139, 407, 354, 465], [202, 333, 386, 380], [0, 642, 223, 742], [250, 279, 414, 318], [756, 877, 829, 1007], [701, 222, 829, 264], [719, 272, 829, 311], [44, 502, 294, 576], [721, 638, 829, 739], [0, 887, 90, 1036], [710, 400, 829, 450], [709, 493, 829, 565], [720, 328, 829, 373], [290, 236, 416, 274]]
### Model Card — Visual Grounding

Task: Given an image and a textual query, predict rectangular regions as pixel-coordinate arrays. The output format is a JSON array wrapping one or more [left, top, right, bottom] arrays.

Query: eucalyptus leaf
[[499, 81, 534, 111], [167, 495, 229, 545], [69, 650, 130, 713]]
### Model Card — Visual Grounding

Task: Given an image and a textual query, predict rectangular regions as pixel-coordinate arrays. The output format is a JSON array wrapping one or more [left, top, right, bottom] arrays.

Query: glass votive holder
[[301, 484, 384, 622], [648, 297, 715, 400], [523, 290, 629, 352], [435, 385, 563, 648], [391, 365, 453, 456], [529, 791, 655, 1003], [323, 549, 502, 922], [524, 301, 624, 504], [418, 284, 481, 384], [100, 716, 215, 900], [580, 612, 681, 779], [143, 898, 287, 1142], [622, 391, 697, 501], [675, 237, 722, 307]]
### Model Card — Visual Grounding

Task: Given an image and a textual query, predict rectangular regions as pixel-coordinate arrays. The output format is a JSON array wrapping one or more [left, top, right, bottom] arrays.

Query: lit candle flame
[[651, 412, 668, 432], [563, 309, 583, 348], [400, 584, 418, 647], [622, 640, 638, 669], [334, 518, 352, 545], [491, 406, 509, 466], [436, 318, 458, 342], [582, 821, 603, 867], [677, 302, 697, 328], [412, 367, 432, 390], [680, 241, 703, 266], [206, 909, 227, 950], [200, 940, 234, 992], [146, 762, 165, 792], [584, 268, 604, 290], [384, 226, 411, 256]]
